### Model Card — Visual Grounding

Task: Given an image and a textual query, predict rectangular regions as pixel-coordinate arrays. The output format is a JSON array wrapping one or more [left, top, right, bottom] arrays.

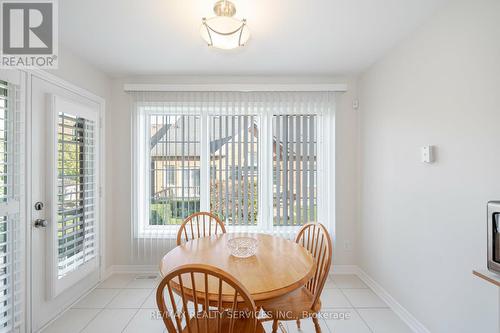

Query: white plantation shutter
[[57, 113, 97, 278], [0, 78, 24, 333], [50, 96, 99, 297]]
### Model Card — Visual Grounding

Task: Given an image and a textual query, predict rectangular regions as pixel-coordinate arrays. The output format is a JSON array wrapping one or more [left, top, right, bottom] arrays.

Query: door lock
[[34, 219, 48, 228], [34, 202, 44, 210]]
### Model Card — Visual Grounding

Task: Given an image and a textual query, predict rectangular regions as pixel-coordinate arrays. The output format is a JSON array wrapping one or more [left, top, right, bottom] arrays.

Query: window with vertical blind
[[132, 92, 334, 238], [0, 79, 24, 332]]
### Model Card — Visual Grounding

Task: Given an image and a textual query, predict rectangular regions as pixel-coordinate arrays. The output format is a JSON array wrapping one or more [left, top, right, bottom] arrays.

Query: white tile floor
[[41, 274, 413, 333]]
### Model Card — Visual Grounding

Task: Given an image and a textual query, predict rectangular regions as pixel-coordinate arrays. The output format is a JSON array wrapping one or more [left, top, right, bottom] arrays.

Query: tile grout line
[[320, 316, 332, 333], [78, 287, 122, 310], [338, 288, 374, 333], [105, 289, 154, 310], [78, 308, 105, 333], [45, 275, 149, 332], [112, 274, 154, 320], [120, 308, 141, 333], [301, 274, 331, 333], [138, 288, 156, 309], [76, 286, 124, 333]]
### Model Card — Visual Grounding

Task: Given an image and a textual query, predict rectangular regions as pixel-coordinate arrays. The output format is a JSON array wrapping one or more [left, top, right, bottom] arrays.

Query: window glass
[[209, 115, 259, 226], [272, 115, 317, 226], [149, 115, 201, 225]]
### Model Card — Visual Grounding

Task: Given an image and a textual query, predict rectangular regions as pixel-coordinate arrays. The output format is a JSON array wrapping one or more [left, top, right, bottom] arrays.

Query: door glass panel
[[57, 112, 96, 279]]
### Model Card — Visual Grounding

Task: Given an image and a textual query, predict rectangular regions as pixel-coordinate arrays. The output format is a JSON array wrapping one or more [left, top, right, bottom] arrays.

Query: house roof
[[149, 118, 314, 159]]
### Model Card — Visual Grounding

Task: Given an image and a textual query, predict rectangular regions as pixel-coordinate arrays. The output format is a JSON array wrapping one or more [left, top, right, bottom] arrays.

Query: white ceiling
[[60, 0, 450, 77]]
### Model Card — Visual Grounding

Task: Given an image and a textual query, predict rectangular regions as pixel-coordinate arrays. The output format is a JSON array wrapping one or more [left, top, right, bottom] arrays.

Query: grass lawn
[[150, 201, 199, 225]]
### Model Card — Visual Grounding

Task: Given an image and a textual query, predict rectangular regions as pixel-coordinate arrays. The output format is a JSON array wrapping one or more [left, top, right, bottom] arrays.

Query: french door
[[0, 69, 25, 333], [31, 76, 101, 331]]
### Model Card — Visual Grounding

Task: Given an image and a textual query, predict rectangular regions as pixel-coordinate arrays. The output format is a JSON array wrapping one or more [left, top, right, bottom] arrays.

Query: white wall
[[106, 75, 360, 267], [47, 46, 111, 99], [358, 0, 500, 332]]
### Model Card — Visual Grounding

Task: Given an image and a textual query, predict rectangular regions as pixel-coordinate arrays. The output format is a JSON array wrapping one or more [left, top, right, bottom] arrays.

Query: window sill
[[136, 225, 179, 239], [135, 225, 302, 239]]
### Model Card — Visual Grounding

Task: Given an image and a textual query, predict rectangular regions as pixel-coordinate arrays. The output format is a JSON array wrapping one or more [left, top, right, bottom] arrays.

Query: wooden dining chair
[[176, 212, 226, 246], [260, 222, 333, 333], [156, 263, 265, 333]]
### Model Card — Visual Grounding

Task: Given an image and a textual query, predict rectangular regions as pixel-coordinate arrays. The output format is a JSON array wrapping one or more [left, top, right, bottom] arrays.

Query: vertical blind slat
[[275, 115, 280, 226], [224, 116, 229, 221], [230, 116, 235, 224], [288, 115, 293, 225], [242, 116, 248, 224], [237, 115, 242, 226], [303, 115, 308, 224], [309, 115, 315, 222], [283, 116, 288, 225], [296, 115, 301, 226], [250, 115, 255, 224]]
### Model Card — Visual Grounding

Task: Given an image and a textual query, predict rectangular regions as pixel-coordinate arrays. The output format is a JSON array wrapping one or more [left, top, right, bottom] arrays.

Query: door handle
[[34, 219, 48, 228]]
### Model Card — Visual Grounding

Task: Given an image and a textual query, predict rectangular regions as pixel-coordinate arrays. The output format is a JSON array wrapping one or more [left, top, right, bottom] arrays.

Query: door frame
[[24, 69, 106, 333]]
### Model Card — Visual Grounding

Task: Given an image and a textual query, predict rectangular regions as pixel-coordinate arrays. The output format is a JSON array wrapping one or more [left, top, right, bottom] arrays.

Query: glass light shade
[[200, 16, 250, 50]]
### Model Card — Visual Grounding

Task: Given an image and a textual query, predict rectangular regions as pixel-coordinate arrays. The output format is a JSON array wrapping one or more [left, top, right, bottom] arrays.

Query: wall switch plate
[[421, 145, 435, 163], [352, 99, 359, 110]]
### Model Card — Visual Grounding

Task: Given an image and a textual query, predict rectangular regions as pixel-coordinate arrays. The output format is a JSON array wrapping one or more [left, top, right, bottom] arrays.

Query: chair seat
[[183, 311, 265, 333], [259, 286, 322, 320]]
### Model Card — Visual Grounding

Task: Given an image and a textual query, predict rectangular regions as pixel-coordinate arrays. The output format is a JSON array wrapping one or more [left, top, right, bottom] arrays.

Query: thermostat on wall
[[421, 145, 435, 164]]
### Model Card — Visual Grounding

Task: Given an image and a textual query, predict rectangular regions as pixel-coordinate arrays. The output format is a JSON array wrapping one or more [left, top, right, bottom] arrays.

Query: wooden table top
[[160, 233, 316, 302]]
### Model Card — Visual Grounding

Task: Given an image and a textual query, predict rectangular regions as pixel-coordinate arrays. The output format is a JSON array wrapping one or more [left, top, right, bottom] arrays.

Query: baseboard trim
[[106, 264, 160, 275], [355, 267, 431, 333], [331, 264, 359, 274]]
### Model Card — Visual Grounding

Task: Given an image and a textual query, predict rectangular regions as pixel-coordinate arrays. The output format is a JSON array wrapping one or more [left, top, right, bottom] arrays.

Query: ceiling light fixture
[[200, 0, 250, 50]]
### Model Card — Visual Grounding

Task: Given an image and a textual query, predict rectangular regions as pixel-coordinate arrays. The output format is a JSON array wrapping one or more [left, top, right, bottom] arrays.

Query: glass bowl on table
[[227, 236, 258, 258]]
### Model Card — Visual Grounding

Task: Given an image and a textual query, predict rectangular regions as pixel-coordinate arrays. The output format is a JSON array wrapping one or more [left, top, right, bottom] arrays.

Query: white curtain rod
[[123, 83, 348, 92]]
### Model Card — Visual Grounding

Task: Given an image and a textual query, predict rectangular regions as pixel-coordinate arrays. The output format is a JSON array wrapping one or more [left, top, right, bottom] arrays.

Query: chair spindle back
[[177, 212, 226, 246], [156, 264, 258, 333], [295, 223, 333, 309]]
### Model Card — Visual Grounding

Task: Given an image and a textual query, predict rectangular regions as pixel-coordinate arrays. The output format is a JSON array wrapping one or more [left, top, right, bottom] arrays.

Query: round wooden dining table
[[160, 233, 316, 304]]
